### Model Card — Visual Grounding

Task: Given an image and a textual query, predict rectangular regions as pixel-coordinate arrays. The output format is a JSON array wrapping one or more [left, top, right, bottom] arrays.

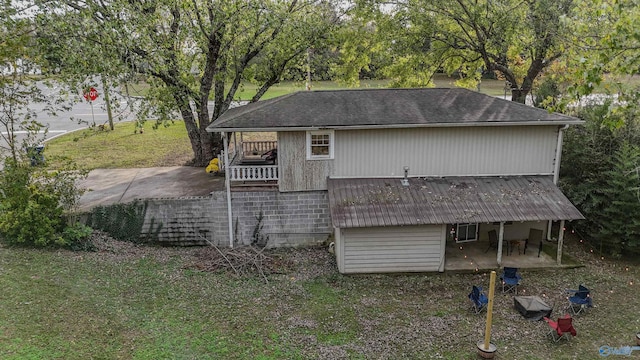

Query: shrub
[[61, 223, 96, 251], [0, 157, 88, 248]]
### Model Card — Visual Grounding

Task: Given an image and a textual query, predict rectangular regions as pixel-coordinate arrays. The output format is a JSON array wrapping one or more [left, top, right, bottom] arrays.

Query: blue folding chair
[[468, 285, 489, 314], [500, 267, 522, 294], [566, 285, 593, 315]]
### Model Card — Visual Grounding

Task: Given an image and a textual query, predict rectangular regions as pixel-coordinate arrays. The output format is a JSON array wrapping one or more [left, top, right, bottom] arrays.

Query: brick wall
[[139, 190, 331, 247]]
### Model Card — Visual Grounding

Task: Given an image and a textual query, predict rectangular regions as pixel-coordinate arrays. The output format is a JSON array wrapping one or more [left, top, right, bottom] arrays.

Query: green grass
[[0, 237, 638, 359], [45, 122, 193, 170], [122, 76, 507, 101], [44, 76, 508, 170]]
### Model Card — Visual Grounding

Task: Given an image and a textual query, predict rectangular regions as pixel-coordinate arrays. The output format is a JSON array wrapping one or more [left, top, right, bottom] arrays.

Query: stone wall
[[138, 190, 332, 247]]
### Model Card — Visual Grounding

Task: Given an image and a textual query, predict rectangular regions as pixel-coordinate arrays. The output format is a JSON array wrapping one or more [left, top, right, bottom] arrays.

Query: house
[[206, 88, 584, 274]]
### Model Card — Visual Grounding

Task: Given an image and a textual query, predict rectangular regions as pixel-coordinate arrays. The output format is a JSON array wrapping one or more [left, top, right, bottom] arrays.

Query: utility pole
[[305, 48, 312, 91]]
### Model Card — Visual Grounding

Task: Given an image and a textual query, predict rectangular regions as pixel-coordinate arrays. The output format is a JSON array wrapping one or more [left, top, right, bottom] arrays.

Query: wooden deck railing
[[219, 141, 278, 183], [241, 141, 277, 157], [228, 165, 278, 181]]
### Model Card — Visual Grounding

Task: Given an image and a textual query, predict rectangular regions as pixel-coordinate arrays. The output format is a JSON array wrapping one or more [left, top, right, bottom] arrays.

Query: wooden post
[[477, 271, 497, 358], [556, 220, 565, 265], [484, 271, 496, 350]]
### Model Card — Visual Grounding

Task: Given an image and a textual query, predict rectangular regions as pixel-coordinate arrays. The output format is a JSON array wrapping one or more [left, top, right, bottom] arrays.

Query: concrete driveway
[[77, 166, 225, 211]]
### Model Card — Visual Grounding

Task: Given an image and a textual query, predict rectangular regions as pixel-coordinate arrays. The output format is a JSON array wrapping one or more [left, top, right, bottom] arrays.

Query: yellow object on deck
[[206, 158, 220, 173]]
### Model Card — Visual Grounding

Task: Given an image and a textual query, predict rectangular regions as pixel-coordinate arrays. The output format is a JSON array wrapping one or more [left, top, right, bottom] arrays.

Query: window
[[456, 223, 478, 243], [306, 130, 334, 160]]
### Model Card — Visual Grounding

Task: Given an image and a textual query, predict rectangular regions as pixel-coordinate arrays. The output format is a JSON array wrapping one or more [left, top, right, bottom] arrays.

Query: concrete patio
[[444, 238, 561, 272]]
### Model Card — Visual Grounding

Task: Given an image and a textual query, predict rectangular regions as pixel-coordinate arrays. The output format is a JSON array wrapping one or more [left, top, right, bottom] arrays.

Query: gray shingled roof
[[327, 176, 584, 229], [207, 88, 582, 132]]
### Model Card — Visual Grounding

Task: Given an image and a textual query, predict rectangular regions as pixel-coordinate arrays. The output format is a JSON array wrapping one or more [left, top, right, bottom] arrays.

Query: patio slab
[[445, 239, 561, 272]]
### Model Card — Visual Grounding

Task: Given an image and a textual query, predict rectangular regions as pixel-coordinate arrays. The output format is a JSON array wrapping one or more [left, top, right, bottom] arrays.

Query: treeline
[[561, 100, 640, 257]]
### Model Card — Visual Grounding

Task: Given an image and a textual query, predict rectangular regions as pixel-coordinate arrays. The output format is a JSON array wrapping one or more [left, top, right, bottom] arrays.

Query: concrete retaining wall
[[138, 190, 331, 247]]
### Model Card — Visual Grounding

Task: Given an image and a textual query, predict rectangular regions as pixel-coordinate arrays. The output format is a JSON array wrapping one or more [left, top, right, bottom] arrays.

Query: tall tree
[[37, 0, 343, 166], [1, 1, 48, 161], [354, 0, 575, 103]]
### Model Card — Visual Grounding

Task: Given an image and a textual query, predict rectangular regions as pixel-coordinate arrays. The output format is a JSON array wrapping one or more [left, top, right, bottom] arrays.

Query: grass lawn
[[43, 75, 505, 170], [123, 76, 507, 101], [0, 235, 638, 360], [45, 122, 193, 170]]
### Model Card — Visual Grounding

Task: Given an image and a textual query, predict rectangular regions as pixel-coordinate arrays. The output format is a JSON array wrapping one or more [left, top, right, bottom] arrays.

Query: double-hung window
[[306, 130, 334, 160]]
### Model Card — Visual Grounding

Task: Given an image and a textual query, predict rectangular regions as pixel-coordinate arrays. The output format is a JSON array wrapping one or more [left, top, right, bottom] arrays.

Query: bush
[[0, 157, 88, 248], [61, 223, 96, 251]]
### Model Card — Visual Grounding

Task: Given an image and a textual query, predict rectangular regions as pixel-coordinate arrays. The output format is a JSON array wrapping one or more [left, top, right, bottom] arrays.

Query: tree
[[353, 0, 575, 103], [598, 142, 640, 256], [0, 2, 90, 248], [37, 0, 344, 166], [560, 102, 640, 257]]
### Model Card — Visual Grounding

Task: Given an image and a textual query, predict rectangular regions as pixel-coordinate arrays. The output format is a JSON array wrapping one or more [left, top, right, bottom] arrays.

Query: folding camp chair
[[566, 285, 593, 315], [544, 314, 577, 342], [500, 267, 522, 294], [468, 285, 488, 314]]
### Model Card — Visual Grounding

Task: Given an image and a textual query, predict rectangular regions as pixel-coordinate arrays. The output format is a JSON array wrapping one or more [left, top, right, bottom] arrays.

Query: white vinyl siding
[[338, 225, 446, 273], [333, 126, 558, 177]]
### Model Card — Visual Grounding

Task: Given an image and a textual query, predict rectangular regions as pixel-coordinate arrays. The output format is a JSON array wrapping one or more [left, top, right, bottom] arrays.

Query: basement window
[[306, 130, 334, 160]]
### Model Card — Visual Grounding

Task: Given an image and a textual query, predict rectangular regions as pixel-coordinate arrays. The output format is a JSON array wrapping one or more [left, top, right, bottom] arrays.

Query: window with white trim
[[306, 130, 334, 160], [456, 223, 478, 243]]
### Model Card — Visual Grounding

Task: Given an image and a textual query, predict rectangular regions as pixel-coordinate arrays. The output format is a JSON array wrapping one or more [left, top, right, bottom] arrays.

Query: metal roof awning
[[328, 176, 584, 229]]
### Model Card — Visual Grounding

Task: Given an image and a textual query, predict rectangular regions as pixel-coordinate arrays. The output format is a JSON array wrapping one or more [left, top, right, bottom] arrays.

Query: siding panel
[[341, 225, 445, 273], [333, 126, 558, 177], [278, 132, 333, 192]]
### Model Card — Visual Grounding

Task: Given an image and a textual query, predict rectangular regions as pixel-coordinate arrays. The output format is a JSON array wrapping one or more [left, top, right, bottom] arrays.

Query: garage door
[[339, 225, 446, 274]]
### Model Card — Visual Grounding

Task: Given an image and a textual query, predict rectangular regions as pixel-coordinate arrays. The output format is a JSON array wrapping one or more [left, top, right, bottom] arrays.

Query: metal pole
[[223, 133, 234, 248], [90, 101, 96, 127], [556, 220, 565, 265], [484, 271, 497, 350], [306, 48, 312, 91]]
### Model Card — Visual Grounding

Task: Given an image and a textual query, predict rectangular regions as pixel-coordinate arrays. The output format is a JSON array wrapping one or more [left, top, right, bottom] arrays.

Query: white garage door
[[339, 225, 446, 274]]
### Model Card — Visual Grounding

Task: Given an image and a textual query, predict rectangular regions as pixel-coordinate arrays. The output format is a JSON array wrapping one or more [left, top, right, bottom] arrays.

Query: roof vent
[[401, 166, 410, 187]]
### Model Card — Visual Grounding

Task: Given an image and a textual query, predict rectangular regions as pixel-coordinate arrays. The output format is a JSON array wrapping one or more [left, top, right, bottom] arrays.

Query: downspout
[[548, 124, 570, 240], [223, 132, 234, 248], [553, 124, 570, 185], [497, 222, 505, 266]]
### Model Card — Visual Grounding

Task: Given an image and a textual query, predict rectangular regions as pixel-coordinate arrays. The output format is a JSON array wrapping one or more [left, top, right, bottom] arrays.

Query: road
[[1, 83, 141, 157]]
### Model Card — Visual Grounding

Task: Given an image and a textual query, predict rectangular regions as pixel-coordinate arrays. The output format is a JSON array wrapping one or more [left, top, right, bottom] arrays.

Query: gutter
[[207, 121, 584, 133], [549, 124, 570, 240]]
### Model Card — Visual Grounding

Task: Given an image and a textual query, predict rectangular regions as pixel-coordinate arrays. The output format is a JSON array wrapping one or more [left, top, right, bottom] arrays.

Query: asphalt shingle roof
[[208, 88, 582, 132], [327, 176, 584, 229]]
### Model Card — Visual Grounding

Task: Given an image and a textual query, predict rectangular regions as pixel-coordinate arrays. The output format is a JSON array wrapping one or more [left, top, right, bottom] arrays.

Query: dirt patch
[[89, 231, 336, 282]]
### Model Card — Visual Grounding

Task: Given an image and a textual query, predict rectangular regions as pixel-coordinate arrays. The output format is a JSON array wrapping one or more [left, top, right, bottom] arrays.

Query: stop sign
[[83, 87, 99, 102]]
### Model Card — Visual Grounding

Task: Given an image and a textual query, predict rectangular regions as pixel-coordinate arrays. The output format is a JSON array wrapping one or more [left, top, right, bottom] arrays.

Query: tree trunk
[[511, 88, 529, 104], [178, 104, 203, 166]]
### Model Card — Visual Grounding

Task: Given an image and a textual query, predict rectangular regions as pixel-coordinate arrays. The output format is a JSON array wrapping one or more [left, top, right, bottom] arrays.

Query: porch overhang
[[327, 175, 584, 229]]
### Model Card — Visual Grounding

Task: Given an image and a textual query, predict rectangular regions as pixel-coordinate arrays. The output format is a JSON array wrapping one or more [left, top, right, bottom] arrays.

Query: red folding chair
[[544, 314, 577, 342]]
